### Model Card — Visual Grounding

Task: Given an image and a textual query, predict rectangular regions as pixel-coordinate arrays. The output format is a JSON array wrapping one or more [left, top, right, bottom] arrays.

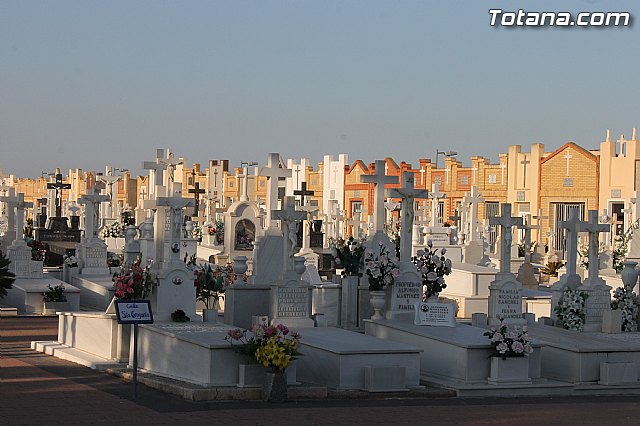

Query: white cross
[[472, 166, 478, 185], [578, 210, 610, 284], [79, 191, 110, 239], [466, 186, 484, 242], [428, 183, 446, 227], [155, 195, 195, 262], [142, 151, 169, 198], [419, 166, 426, 186], [489, 203, 523, 275], [272, 196, 307, 272], [617, 135, 626, 157], [500, 162, 506, 185], [360, 159, 398, 234], [532, 208, 548, 244], [388, 172, 428, 261], [445, 167, 451, 184], [259, 153, 291, 226], [560, 210, 582, 277], [564, 149, 573, 177]]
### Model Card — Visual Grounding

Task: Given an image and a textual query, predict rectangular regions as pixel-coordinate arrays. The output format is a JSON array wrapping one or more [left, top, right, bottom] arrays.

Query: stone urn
[[233, 256, 248, 277], [621, 261, 639, 289], [293, 256, 306, 276], [369, 290, 386, 320]]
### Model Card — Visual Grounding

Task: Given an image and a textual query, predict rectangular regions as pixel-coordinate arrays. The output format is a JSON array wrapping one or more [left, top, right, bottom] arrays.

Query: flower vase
[[426, 292, 440, 303], [263, 369, 288, 402], [202, 308, 218, 323], [369, 290, 386, 320], [488, 356, 531, 385], [621, 261, 639, 289]]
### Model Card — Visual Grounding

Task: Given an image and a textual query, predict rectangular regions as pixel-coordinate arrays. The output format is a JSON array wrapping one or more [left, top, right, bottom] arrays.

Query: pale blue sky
[[1, 0, 638, 177]]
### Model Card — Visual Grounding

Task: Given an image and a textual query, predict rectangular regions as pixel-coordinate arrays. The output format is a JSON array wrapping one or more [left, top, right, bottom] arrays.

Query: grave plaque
[[385, 262, 422, 321], [414, 302, 456, 327], [276, 286, 308, 319], [489, 280, 524, 324]]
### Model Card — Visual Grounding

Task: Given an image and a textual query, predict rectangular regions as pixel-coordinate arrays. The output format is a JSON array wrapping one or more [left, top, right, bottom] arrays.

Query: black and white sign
[[414, 302, 456, 327], [115, 300, 154, 324]]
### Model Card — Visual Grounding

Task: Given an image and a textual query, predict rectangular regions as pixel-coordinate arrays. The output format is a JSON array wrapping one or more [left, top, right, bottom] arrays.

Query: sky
[[1, 0, 639, 178]]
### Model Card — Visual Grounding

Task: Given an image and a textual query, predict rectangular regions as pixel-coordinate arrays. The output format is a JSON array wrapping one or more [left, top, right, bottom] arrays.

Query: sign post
[[114, 300, 154, 399]]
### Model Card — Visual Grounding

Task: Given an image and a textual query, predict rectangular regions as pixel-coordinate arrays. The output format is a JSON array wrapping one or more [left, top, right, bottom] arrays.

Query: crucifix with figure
[[47, 169, 71, 219], [188, 178, 206, 218], [489, 203, 523, 278], [272, 196, 307, 273], [388, 172, 428, 262]]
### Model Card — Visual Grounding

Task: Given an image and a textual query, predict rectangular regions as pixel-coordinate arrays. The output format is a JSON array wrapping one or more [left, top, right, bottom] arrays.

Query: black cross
[[293, 181, 314, 207], [449, 212, 461, 227], [188, 182, 206, 216], [46, 172, 71, 218]]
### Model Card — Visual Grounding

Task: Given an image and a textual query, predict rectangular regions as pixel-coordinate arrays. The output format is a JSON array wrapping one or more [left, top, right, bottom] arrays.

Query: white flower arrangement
[[192, 222, 203, 239], [412, 240, 453, 299], [483, 317, 534, 359], [611, 286, 639, 332], [364, 242, 400, 291], [63, 255, 79, 267], [100, 221, 124, 239], [554, 287, 588, 331]]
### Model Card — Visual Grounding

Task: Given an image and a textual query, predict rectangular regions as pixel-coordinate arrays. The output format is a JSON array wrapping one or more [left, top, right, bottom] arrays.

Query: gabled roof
[[540, 141, 597, 165]]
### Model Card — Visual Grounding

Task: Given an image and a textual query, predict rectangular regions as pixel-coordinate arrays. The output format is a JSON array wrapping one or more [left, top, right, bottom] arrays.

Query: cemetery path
[[1, 316, 640, 425]]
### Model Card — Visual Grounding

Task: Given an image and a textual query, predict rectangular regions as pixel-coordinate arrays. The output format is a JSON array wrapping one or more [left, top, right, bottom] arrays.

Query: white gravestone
[[577, 210, 612, 332], [488, 204, 526, 326]]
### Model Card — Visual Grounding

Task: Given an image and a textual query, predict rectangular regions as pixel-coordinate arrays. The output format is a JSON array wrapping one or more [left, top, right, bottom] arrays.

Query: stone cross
[[520, 156, 530, 187], [520, 223, 533, 263], [1, 193, 33, 243], [46, 169, 71, 219], [237, 166, 250, 202], [188, 181, 206, 217], [466, 186, 484, 242], [345, 210, 366, 239], [0, 189, 17, 238], [489, 203, 523, 276], [79, 191, 110, 239], [142, 150, 169, 198], [331, 209, 345, 239], [298, 204, 319, 251], [428, 183, 446, 227], [388, 172, 429, 262], [272, 196, 306, 272], [578, 210, 610, 284], [500, 162, 506, 185], [559, 209, 582, 277], [293, 181, 314, 207], [158, 150, 184, 191], [259, 153, 291, 227], [457, 200, 470, 242], [532, 208, 548, 244], [155, 196, 195, 263], [360, 160, 398, 234]]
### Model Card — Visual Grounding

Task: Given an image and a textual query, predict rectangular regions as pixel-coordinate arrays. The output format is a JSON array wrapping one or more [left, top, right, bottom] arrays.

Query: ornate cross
[[560, 209, 582, 277], [578, 210, 610, 284], [272, 196, 306, 272]]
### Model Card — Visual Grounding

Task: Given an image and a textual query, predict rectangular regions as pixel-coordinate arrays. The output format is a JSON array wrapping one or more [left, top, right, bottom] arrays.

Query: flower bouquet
[[364, 242, 400, 291], [112, 258, 157, 300], [483, 317, 534, 359], [611, 286, 639, 332], [329, 236, 366, 277], [554, 287, 588, 331], [225, 324, 301, 371], [412, 240, 452, 299], [194, 263, 231, 310]]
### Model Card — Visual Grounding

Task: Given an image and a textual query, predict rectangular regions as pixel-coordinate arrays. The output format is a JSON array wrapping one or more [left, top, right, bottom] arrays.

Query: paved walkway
[[2, 316, 640, 425]]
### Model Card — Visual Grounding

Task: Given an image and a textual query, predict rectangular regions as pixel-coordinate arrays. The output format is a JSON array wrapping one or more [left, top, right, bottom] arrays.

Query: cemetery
[[3, 148, 640, 401]]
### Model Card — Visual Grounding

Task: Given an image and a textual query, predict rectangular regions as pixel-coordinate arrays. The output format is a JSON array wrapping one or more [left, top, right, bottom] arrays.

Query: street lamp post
[[435, 150, 458, 169]]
